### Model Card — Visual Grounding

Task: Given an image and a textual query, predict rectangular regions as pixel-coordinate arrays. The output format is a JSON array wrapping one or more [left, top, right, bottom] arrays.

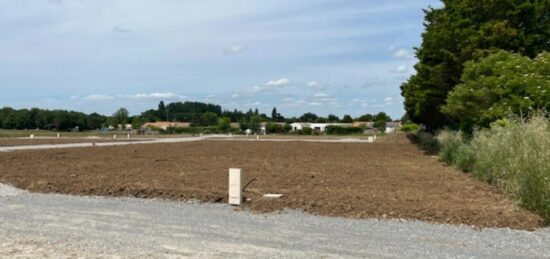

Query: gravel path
[[0, 135, 227, 152], [1, 184, 549, 258], [0, 135, 374, 152]]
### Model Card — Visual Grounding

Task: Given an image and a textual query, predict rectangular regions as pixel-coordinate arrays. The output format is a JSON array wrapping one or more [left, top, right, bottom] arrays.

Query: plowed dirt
[[0, 134, 542, 229]]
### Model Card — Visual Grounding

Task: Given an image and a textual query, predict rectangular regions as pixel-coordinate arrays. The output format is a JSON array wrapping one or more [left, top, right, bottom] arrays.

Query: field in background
[[0, 133, 541, 229]]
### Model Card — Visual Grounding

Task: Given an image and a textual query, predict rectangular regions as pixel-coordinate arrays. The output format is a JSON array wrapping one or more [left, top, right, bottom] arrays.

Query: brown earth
[[0, 138, 150, 147], [0, 134, 543, 229]]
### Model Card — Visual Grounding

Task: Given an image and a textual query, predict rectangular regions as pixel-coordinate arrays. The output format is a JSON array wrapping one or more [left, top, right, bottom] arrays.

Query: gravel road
[[0, 135, 373, 152], [1, 184, 549, 258]]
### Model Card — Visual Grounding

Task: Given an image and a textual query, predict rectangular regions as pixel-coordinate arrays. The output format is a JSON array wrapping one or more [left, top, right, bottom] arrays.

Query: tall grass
[[437, 115, 550, 223]]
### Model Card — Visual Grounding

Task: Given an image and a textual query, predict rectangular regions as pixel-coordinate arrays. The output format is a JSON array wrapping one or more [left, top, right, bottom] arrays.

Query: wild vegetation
[[402, 0, 550, 222], [437, 115, 550, 223]]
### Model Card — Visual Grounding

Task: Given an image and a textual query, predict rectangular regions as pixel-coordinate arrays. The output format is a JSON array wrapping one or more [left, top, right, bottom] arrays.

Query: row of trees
[[0, 107, 108, 131], [0, 102, 393, 132], [141, 101, 393, 125], [401, 0, 549, 131]]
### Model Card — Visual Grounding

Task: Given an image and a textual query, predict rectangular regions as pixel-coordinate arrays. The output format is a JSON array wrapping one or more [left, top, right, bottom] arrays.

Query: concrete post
[[228, 168, 242, 205]]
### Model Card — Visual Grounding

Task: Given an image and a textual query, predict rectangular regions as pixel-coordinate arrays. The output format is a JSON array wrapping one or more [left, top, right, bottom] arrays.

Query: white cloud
[[112, 26, 131, 33], [82, 94, 114, 101], [314, 93, 329, 98], [307, 102, 322, 106], [266, 78, 290, 87], [393, 65, 409, 74], [306, 81, 329, 90], [384, 97, 393, 102], [392, 48, 412, 59], [69, 95, 79, 100], [122, 92, 178, 100], [223, 45, 246, 55]]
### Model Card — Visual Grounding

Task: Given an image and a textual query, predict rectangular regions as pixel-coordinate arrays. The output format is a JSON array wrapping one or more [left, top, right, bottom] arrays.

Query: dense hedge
[[325, 126, 363, 135]]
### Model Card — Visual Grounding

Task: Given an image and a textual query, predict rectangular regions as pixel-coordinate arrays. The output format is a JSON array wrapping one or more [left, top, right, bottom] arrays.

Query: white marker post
[[30, 134, 34, 139], [127, 133, 130, 139], [367, 136, 374, 143], [228, 168, 242, 205], [113, 134, 117, 140], [57, 133, 60, 138]]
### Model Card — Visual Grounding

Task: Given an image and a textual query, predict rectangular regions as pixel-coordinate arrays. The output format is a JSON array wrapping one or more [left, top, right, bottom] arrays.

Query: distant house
[[116, 124, 133, 130], [290, 122, 353, 132], [290, 122, 310, 131], [385, 121, 402, 133], [141, 122, 191, 130]]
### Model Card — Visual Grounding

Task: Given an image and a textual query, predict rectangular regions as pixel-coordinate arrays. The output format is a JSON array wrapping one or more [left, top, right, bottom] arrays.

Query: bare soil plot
[[0, 138, 151, 147], [0, 134, 542, 229]]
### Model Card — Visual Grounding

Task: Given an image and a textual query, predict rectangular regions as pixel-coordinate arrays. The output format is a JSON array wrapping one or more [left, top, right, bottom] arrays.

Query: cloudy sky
[[0, 0, 441, 118]]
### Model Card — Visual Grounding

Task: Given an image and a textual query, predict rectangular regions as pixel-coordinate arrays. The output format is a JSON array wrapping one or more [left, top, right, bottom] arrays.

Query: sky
[[0, 0, 442, 119]]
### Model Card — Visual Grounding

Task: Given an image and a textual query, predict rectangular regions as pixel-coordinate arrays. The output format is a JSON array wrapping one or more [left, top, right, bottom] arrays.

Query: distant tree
[[131, 116, 146, 129], [112, 107, 129, 126], [200, 112, 219, 126], [271, 107, 277, 122], [299, 112, 318, 122], [341, 114, 353, 123], [373, 112, 391, 131], [217, 117, 231, 132], [356, 114, 374, 122], [327, 114, 340, 123], [248, 115, 261, 132], [315, 117, 327, 123], [87, 113, 106, 129], [238, 117, 249, 131], [157, 101, 167, 121]]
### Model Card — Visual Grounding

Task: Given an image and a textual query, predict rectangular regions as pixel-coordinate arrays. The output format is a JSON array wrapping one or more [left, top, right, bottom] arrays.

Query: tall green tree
[[341, 114, 353, 123], [271, 107, 277, 122], [157, 101, 167, 121], [112, 107, 129, 126], [373, 112, 392, 130], [401, 0, 550, 131], [442, 50, 550, 131]]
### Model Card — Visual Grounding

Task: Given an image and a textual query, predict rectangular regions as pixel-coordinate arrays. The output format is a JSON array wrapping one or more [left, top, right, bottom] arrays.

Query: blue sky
[[0, 0, 441, 118]]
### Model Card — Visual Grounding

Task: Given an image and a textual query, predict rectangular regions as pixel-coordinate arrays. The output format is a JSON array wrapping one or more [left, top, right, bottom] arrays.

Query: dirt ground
[[0, 134, 542, 229], [0, 138, 151, 147]]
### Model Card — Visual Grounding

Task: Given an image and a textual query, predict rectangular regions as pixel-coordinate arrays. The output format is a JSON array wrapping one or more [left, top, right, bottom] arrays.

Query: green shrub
[[437, 130, 464, 164], [400, 123, 419, 132], [412, 130, 440, 152], [302, 127, 312, 135], [283, 124, 292, 133], [325, 126, 363, 135], [265, 122, 284, 134], [453, 144, 476, 172]]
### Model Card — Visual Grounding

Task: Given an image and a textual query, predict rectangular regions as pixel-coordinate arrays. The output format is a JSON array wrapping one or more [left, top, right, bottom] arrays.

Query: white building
[[290, 122, 353, 132]]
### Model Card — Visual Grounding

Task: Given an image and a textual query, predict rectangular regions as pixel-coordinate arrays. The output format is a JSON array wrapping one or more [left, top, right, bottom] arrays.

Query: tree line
[[401, 0, 549, 132], [0, 101, 393, 131]]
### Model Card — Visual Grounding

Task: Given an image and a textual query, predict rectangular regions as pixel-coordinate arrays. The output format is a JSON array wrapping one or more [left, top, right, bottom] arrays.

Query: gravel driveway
[[1, 184, 549, 258]]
